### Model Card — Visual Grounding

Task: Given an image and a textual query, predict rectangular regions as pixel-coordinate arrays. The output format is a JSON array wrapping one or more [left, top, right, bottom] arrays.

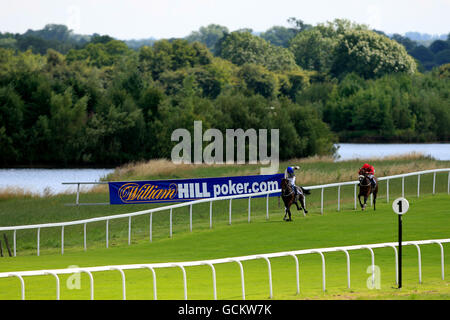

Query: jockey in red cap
[[359, 163, 376, 187]]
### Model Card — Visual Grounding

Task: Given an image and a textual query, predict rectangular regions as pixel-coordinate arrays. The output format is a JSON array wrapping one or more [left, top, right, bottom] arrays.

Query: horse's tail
[[301, 187, 311, 195]]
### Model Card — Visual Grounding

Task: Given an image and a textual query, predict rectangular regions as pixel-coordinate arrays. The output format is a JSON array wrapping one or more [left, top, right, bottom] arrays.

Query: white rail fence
[[0, 239, 448, 300], [1, 168, 449, 257]]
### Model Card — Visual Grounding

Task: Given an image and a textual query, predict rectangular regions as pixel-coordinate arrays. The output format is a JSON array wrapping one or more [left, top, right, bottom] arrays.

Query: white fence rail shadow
[[1, 168, 449, 256], [0, 239, 448, 300]]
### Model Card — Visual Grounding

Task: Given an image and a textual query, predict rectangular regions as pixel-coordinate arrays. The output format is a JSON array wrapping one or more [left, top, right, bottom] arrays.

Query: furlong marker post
[[393, 197, 409, 289]]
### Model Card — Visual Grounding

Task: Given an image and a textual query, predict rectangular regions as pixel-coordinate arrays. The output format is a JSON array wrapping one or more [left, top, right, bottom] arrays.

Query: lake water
[[0, 168, 114, 195], [0, 143, 449, 195], [335, 143, 450, 161]]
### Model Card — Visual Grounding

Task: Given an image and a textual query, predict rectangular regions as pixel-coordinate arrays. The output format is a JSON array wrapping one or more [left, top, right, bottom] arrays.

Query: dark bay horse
[[358, 171, 378, 211], [281, 178, 310, 221]]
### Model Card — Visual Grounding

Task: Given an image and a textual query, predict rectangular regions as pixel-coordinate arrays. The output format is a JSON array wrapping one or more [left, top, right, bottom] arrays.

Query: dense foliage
[[0, 21, 449, 166]]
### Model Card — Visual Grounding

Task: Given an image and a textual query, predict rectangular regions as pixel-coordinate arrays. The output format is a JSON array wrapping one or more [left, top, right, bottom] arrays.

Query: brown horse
[[358, 171, 378, 211], [280, 178, 309, 221]]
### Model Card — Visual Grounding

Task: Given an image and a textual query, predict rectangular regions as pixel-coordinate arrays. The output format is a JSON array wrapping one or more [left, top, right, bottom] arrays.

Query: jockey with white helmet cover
[[284, 166, 300, 196]]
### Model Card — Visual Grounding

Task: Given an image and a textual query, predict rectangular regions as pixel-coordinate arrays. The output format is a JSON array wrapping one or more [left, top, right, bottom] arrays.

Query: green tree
[[260, 26, 297, 48], [332, 29, 417, 79], [218, 31, 298, 72], [434, 49, 450, 65], [185, 24, 229, 54], [0, 86, 24, 163], [429, 40, 449, 54], [238, 64, 278, 98], [289, 28, 337, 73], [391, 34, 417, 51], [47, 89, 88, 164]]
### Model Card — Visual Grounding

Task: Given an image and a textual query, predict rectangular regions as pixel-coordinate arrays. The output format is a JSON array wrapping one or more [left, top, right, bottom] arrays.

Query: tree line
[[0, 19, 449, 167]]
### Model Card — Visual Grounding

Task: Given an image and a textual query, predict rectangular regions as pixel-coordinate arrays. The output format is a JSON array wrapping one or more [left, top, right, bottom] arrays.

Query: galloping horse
[[358, 169, 378, 211], [280, 178, 310, 221]]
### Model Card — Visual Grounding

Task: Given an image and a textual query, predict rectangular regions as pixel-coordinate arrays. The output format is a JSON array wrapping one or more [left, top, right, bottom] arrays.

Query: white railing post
[[321, 188, 324, 215], [189, 205, 193, 232], [365, 247, 375, 288], [248, 196, 251, 223], [13, 230, 16, 257], [76, 183, 80, 206], [149, 213, 153, 243], [170, 208, 173, 238], [111, 267, 126, 300], [209, 201, 213, 229], [337, 186, 341, 212], [413, 244, 422, 283], [142, 266, 157, 300], [189, 204, 192, 232], [106, 219, 109, 248], [84, 223, 87, 251], [386, 179, 390, 203], [266, 194, 269, 220], [354, 184, 357, 210], [80, 270, 94, 300], [37, 228, 40, 256], [338, 249, 351, 289], [258, 256, 273, 299], [386, 245, 399, 285], [173, 264, 187, 300], [128, 216, 131, 245], [448, 171, 450, 194], [432, 241, 445, 280], [229, 199, 232, 225], [203, 263, 217, 300], [46, 272, 60, 300], [402, 176, 405, 198], [61, 226, 65, 255], [417, 174, 421, 198], [433, 172, 436, 194], [230, 259, 245, 300], [10, 274, 25, 300], [289, 254, 300, 295], [313, 251, 326, 292]]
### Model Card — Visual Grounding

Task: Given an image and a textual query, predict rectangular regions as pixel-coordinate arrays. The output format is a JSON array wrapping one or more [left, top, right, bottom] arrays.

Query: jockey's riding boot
[[370, 177, 376, 188]]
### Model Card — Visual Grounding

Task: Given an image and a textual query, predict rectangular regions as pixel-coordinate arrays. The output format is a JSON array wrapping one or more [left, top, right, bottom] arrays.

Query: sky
[[1, 0, 449, 39]]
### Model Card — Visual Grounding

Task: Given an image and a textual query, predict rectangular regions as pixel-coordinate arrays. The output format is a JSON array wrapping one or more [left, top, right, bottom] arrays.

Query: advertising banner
[[108, 174, 283, 205]]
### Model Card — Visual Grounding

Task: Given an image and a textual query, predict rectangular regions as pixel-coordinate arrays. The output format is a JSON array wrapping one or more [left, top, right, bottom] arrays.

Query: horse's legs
[[358, 194, 364, 210], [373, 192, 377, 211], [285, 203, 292, 221], [299, 195, 308, 216]]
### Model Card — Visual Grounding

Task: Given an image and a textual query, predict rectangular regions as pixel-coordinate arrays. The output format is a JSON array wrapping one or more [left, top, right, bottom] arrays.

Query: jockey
[[284, 166, 300, 196], [359, 163, 376, 188]]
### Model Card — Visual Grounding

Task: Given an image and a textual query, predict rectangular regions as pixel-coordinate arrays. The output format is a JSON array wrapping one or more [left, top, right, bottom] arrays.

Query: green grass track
[[0, 194, 448, 300]]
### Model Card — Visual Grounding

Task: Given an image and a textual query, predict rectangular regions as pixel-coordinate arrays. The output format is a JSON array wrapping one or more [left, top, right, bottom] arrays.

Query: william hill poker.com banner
[[108, 174, 283, 205]]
